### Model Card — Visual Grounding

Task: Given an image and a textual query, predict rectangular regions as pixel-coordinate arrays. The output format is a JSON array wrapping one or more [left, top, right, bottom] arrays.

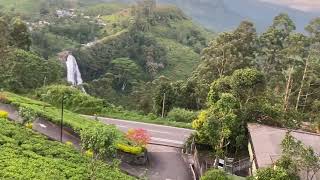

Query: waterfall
[[66, 54, 83, 86]]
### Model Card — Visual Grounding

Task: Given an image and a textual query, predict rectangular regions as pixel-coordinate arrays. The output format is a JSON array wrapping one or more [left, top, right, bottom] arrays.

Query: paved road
[[84, 115, 195, 147], [147, 145, 192, 180]]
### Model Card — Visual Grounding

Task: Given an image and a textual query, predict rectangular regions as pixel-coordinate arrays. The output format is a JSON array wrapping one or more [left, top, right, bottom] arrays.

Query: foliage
[[110, 58, 143, 92], [116, 143, 144, 155], [25, 122, 33, 129], [48, 17, 102, 44], [0, 93, 8, 103], [31, 30, 78, 59], [80, 123, 121, 160], [36, 85, 104, 114], [153, 79, 176, 115], [192, 110, 209, 130], [281, 133, 320, 179], [193, 93, 240, 160], [0, 49, 63, 93], [100, 106, 192, 128], [200, 169, 231, 180], [155, 37, 201, 80], [167, 108, 198, 123], [230, 68, 266, 104], [10, 18, 31, 50], [3, 92, 124, 144], [126, 128, 151, 147], [195, 21, 257, 84], [252, 167, 292, 180], [0, 118, 134, 180], [0, 110, 8, 119], [84, 3, 127, 17]]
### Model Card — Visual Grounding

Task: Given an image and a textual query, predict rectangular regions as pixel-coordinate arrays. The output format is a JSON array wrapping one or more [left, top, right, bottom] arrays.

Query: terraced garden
[[0, 118, 134, 179]]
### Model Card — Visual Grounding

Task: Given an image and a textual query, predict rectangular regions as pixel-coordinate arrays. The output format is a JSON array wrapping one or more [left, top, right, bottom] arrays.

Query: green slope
[[0, 118, 133, 179], [156, 37, 200, 80]]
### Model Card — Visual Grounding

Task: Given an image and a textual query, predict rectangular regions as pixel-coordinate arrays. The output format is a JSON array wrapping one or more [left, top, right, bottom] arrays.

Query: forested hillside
[[0, 0, 212, 110], [97, 0, 320, 32], [1, 1, 320, 179]]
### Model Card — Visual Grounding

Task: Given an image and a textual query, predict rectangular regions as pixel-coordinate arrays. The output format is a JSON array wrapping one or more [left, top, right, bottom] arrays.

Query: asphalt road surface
[[147, 145, 193, 180], [84, 115, 195, 147]]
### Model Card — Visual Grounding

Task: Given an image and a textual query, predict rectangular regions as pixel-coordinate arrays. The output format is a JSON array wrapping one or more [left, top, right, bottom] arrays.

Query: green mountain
[[0, 0, 213, 109]]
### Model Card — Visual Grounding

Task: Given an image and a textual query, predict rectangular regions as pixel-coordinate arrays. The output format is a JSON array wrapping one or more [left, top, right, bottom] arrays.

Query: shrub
[[116, 143, 144, 155], [80, 124, 121, 160], [201, 169, 231, 180], [85, 149, 94, 158], [0, 110, 8, 119], [65, 141, 73, 146], [252, 167, 292, 180], [25, 122, 33, 129], [126, 129, 150, 147], [36, 85, 104, 115], [0, 93, 8, 103], [167, 108, 198, 123], [0, 119, 133, 179]]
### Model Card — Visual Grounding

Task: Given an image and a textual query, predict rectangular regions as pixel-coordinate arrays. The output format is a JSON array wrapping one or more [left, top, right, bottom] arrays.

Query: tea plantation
[[0, 118, 134, 179]]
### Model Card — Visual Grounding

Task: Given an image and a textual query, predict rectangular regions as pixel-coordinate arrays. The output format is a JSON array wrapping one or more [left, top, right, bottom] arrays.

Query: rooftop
[[248, 123, 320, 168]]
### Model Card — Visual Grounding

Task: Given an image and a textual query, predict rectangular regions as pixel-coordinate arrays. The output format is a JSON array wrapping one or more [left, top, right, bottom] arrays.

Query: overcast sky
[[260, 0, 320, 12]]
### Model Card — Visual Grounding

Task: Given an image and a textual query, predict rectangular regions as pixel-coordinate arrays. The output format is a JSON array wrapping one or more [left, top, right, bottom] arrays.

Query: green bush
[[116, 143, 144, 155], [0, 110, 8, 119], [0, 118, 134, 179], [252, 167, 292, 180], [81, 123, 121, 160], [36, 85, 105, 114], [0, 49, 63, 93], [167, 108, 198, 122], [201, 169, 231, 180]]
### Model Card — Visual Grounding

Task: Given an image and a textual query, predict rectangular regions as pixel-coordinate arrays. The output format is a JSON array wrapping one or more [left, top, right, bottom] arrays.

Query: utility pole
[[60, 94, 65, 142], [43, 76, 47, 87], [161, 92, 166, 118]]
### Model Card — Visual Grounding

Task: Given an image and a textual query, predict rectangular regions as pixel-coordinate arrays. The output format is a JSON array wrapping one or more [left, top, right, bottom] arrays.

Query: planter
[[118, 149, 148, 166]]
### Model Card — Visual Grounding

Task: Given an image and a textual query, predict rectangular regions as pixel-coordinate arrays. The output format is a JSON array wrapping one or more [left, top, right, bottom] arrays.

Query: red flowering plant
[[126, 128, 151, 147]]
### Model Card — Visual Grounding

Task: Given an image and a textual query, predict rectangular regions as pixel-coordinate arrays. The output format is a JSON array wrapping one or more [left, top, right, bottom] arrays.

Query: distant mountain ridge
[[101, 0, 320, 32]]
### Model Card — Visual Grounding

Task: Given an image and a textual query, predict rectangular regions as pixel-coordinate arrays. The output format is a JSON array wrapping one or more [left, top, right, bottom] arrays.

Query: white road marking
[[39, 123, 47, 128], [151, 137, 184, 145], [83, 115, 194, 133], [116, 124, 174, 135]]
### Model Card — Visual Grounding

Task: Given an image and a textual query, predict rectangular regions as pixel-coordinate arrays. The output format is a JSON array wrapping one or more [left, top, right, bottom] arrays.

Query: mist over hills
[[100, 0, 320, 32]]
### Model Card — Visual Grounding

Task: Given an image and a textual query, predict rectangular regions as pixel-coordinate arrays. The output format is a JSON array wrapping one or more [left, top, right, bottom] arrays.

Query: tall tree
[[258, 13, 296, 80], [196, 21, 257, 84], [281, 133, 320, 180], [0, 17, 9, 53], [281, 33, 308, 111], [10, 18, 31, 51], [306, 17, 320, 43], [110, 58, 142, 92]]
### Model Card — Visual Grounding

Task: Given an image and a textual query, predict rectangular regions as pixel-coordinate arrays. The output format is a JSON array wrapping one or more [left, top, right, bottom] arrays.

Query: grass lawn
[[100, 107, 192, 129]]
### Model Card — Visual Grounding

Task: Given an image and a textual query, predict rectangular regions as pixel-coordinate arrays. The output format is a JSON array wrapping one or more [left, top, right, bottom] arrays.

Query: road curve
[[83, 115, 195, 148]]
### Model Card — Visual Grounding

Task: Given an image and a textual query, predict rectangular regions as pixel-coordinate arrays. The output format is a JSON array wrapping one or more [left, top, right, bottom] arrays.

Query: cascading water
[[65, 54, 86, 92], [57, 51, 86, 92]]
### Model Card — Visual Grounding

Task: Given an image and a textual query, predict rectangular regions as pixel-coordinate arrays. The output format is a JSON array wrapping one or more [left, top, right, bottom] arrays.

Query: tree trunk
[[284, 67, 294, 112], [214, 137, 225, 168], [295, 57, 309, 111]]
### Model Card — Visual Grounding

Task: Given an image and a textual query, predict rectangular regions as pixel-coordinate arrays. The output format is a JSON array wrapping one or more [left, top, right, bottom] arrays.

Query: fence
[[187, 140, 252, 179]]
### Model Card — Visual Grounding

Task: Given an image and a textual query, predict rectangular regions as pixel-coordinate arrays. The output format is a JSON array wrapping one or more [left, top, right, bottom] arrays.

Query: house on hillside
[[248, 123, 320, 179]]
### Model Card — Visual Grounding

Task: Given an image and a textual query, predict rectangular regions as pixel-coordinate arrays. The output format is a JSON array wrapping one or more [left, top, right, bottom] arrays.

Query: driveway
[[147, 145, 193, 180]]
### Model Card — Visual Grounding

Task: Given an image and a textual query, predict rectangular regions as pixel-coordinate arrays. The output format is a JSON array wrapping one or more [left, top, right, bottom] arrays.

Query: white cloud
[[259, 0, 320, 12]]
